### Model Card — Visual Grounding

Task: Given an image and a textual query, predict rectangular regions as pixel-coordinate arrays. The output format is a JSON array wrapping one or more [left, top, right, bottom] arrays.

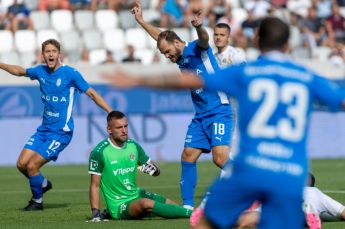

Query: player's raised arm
[[131, 0, 161, 41], [0, 62, 26, 76], [191, 10, 209, 49], [85, 87, 112, 113], [103, 69, 204, 90]]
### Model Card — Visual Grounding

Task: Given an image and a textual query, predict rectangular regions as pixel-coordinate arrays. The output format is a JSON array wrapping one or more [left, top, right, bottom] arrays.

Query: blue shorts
[[204, 162, 305, 229], [184, 110, 233, 152], [24, 130, 73, 161]]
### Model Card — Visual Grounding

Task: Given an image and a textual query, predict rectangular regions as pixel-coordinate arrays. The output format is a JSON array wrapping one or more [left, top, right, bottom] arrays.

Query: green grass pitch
[[1, 159, 345, 229]]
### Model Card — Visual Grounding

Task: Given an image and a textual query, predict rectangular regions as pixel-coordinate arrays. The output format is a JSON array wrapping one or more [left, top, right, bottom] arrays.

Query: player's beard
[[110, 134, 128, 146], [172, 47, 182, 63]]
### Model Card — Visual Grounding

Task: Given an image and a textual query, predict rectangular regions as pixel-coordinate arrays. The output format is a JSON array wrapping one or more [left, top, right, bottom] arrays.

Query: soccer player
[[130, 1, 233, 209], [103, 17, 345, 228], [88, 110, 192, 221], [214, 23, 246, 70], [0, 39, 112, 211]]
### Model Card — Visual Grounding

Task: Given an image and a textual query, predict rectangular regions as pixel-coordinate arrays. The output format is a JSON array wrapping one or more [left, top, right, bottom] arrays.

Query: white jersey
[[304, 187, 345, 221], [214, 46, 246, 69], [214, 45, 246, 160]]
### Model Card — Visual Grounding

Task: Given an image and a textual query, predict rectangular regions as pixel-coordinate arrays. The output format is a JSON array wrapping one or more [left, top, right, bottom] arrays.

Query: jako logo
[[113, 167, 135, 176], [0, 88, 34, 117]]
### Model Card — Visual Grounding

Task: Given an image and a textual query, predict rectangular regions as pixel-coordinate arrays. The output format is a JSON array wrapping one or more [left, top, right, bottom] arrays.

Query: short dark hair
[[42, 39, 61, 52], [215, 23, 231, 34], [307, 173, 315, 187], [107, 110, 126, 124], [157, 30, 183, 47], [258, 17, 289, 52]]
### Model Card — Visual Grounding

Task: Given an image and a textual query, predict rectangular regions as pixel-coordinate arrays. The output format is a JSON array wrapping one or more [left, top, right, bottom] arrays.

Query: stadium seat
[[312, 47, 332, 61], [26, 0, 39, 10], [340, 7, 345, 17], [191, 26, 214, 47], [0, 52, 20, 65], [82, 29, 103, 50], [134, 49, 154, 65], [30, 11, 50, 30], [103, 29, 126, 52], [36, 30, 59, 49], [125, 28, 149, 50], [172, 28, 190, 42], [89, 49, 106, 65], [0, 30, 14, 52], [142, 9, 161, 23], [118, 10, 137, 29], [95, 10, 119, 31], [14, 30, 36, 53], [51, 10, 73, 32], [150, 0, 160, 9], [20, 52, 36, 67], [74, 10, 94, 31], [231, 8, 248, 25], [0, 0, 14, 13], [60, 31, 80, 52], [141, 0, 151, 9], [228, 0, 240, 8], [289, 26, 302, 49]]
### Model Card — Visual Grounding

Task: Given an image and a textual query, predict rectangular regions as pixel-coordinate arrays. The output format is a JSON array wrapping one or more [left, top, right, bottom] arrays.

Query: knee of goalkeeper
[[138, 159, 160, 176]]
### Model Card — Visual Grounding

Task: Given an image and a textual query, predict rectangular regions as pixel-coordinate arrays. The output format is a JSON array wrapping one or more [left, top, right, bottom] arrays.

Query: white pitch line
[[0, 184, 210, 195]]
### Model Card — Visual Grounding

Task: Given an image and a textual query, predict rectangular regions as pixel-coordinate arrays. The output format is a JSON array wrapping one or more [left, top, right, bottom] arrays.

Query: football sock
[[29, 173, 44, 202], [152, 202, 192, 218], [180, 161, 197, 207], [41, 178, 48, 188]]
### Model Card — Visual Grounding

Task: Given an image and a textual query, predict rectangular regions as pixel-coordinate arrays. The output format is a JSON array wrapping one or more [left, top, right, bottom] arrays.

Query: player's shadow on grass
[[44, 203, 70, 209]]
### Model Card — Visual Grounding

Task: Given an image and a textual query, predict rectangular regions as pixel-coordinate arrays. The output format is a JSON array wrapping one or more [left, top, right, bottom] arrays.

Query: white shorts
[[304, 187, 345, 221]]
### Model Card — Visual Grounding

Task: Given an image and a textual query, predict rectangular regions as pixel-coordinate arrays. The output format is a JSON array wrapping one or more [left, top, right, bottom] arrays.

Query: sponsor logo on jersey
[[129, 153, 135, 161], [56, 78, 62, 87], [196, 69, 202, 75], [215, 136, 222, 142], [113, 167, 135, 176], [46, 111, 60, 117], [41, 94, 67, 103], [89, 160, 99, 171]]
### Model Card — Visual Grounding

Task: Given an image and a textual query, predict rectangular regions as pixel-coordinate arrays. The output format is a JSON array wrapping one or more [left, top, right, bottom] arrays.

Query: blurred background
[[0, 0, 344, 165]]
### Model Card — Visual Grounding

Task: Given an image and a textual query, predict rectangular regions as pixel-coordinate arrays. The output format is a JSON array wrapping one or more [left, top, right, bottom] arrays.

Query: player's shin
[[29, 173, 45, 203], [152, 201, 192, 218], [180, 161, 197, 208]]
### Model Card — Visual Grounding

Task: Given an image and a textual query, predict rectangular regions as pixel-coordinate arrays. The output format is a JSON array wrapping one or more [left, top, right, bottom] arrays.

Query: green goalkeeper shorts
[[118, 188, 167, 219]]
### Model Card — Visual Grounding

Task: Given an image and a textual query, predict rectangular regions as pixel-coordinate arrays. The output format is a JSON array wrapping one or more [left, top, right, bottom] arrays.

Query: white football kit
[[214, 46, 246, 69], [215, 45, 246, 162], [304, 187, 345, 221]]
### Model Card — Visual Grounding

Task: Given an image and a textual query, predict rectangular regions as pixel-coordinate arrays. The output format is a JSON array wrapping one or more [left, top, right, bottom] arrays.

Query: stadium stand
[[0, 0, 341, 67]]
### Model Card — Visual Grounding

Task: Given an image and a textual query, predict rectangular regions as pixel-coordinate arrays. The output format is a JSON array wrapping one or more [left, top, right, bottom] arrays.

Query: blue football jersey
[[177, 40, 230, 113], [203, 52, 345, 177], [26, 64, 90, 132]]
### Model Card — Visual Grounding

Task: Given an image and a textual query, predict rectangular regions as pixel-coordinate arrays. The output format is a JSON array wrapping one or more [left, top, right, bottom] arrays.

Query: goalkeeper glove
[[138, 160, 160, 176]]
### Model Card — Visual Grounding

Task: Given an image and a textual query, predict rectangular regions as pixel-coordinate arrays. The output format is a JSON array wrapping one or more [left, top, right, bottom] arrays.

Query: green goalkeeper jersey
[[88, 138, 149, 219]]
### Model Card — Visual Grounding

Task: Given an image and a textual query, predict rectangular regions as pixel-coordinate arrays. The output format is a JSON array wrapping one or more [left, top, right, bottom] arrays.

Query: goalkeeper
[[88, 110, 192, 221]]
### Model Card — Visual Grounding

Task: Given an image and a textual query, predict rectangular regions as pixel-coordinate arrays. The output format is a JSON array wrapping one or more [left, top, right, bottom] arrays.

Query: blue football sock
[[29, 173, 45, 201], [180, 161, 197, 207]]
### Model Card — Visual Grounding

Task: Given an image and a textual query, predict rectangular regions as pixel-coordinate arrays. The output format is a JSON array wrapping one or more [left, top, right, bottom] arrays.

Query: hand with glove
[[138, 159, 160, 176]]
